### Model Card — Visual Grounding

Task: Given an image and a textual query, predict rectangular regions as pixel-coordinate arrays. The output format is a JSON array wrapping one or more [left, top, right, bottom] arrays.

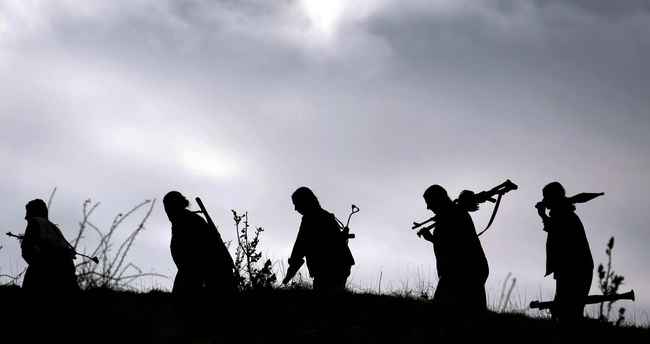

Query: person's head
[[542, 182, 567, 209], [25, 199, 48, 220], [163, 191, 189, 220], [423, 185, 453, 214], [291, 187, 321, 215], [456, 190, 479, 212]]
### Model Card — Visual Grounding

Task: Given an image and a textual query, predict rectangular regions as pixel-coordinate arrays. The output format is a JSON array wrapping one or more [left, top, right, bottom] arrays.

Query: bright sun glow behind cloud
[[300, 0, 347, 36], [181, 149, 240, 180]]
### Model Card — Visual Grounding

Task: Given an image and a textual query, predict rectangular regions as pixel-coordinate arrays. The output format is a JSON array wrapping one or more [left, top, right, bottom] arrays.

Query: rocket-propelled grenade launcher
[[530, 290, 635, 310]]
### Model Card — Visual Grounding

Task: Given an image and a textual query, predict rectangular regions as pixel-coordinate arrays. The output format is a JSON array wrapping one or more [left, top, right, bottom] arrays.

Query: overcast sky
[[1, 0, 649, 320]]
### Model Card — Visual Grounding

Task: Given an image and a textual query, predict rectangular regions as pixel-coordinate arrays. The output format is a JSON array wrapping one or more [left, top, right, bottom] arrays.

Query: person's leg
[[475, 284, 487, 311], [313, 276, 335, 294], [59, 258, 80, 293], [454, 283, 487, 335], [555, 271, 591, 331], [315, 275, 348, 295], [21, 264, 37, 291], [204, 266, 238, 296], [573, 270, 593, 321], [336, 275, 347, 292], [432, 279, 457, 338], [312, 276, 322, 292], [172, 269, 187, 295], [553, 274, 568, 322], [173, 269, 207, 338]]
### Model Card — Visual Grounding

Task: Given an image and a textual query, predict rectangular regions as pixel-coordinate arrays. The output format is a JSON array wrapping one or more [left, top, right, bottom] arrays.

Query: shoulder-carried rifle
[[194, 197, 235, 271], [530, 290, 635, 310], [412, 179, 518, 238], [194, 198, 220, 237], [6, 231, 99, 264]]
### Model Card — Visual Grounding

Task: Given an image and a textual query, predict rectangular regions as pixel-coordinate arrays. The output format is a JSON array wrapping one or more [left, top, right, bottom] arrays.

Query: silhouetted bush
[[0, 246, 23, 286], [597, 236, 627, 325], [231, 210, 277, 291], [73, 198, 167, 289]]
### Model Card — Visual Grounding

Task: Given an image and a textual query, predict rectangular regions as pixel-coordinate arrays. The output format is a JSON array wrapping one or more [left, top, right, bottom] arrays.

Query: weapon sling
[[477, 191, 504, 237]]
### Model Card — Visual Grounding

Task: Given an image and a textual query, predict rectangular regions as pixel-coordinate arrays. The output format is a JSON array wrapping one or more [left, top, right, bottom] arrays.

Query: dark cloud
[[531, 0, 650, 18]]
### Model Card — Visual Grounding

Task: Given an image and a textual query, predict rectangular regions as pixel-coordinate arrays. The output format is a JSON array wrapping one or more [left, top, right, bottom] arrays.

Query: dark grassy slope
[[0, 285, 647, 343]]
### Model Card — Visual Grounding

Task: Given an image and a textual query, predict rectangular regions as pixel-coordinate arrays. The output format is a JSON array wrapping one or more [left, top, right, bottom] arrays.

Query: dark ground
[[0, 285, 647, 343]]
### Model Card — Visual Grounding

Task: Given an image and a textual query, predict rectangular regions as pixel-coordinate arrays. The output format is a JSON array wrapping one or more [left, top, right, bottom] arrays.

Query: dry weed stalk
[[74, 198, 166, 289]]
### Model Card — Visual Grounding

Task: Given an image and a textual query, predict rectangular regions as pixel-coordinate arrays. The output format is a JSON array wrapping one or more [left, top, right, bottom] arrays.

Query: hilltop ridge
[[0, 285, 647, 343]]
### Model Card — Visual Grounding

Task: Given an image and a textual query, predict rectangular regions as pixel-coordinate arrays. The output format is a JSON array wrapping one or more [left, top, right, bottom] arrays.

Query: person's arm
[[170, 221, 192, 270], [282, 219, 308, 285], [21, 219, 41, 265], [170, 233, 184, 269], [418, 228, 435, 243], [535, 202, 552, 232]]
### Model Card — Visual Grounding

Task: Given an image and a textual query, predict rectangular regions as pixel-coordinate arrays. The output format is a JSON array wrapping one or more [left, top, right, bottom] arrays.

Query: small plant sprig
[[231, 210, 276, 291], [498, 272, 517, 313], [597, 236, 626, 325]]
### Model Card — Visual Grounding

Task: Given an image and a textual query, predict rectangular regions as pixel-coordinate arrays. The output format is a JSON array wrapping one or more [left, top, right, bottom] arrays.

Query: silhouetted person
[[418, 185, 489, 323], [282, 187, 355, 293], [163, 191, 236, 298], [536, 182, 602, 323], [21, 199, 79, 293]]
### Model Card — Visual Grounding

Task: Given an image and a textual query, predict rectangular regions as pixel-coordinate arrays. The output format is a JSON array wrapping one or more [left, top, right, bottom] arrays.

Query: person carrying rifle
[[20, 199, 79, 293], [418, 185, 489, 320], [282, 187, 355, 293], [163, 191, 236, 298], [535, 182, 602, 323]]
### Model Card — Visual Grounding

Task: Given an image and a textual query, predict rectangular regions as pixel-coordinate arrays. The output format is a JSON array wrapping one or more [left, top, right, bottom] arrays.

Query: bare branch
[[109, 200, 155, 278]]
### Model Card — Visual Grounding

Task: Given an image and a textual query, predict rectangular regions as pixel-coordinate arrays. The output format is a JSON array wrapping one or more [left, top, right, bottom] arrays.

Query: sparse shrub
[[73, 198, 167, 290], [597, 236, 626, 325], [0, 271, 23, 286], [231, 210, 277, 291], [0, 245, 24, 286]]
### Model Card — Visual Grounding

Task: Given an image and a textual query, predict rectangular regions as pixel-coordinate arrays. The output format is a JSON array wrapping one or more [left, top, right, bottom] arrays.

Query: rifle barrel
[[412, 216, 436, 230], [6, 232, 23, 240]]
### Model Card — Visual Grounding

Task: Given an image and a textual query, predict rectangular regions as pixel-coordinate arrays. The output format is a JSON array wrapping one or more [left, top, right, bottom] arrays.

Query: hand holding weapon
[[6, 231, 99, 264], [411, 216, 437, 238]]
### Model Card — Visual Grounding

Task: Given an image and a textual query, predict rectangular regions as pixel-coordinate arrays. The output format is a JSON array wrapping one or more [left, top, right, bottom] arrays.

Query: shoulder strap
[[477, 192, 503, 237]]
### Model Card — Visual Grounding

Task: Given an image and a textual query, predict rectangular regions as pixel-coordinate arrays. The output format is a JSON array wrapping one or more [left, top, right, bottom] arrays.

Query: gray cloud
[[530, 0, 650, 18]]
